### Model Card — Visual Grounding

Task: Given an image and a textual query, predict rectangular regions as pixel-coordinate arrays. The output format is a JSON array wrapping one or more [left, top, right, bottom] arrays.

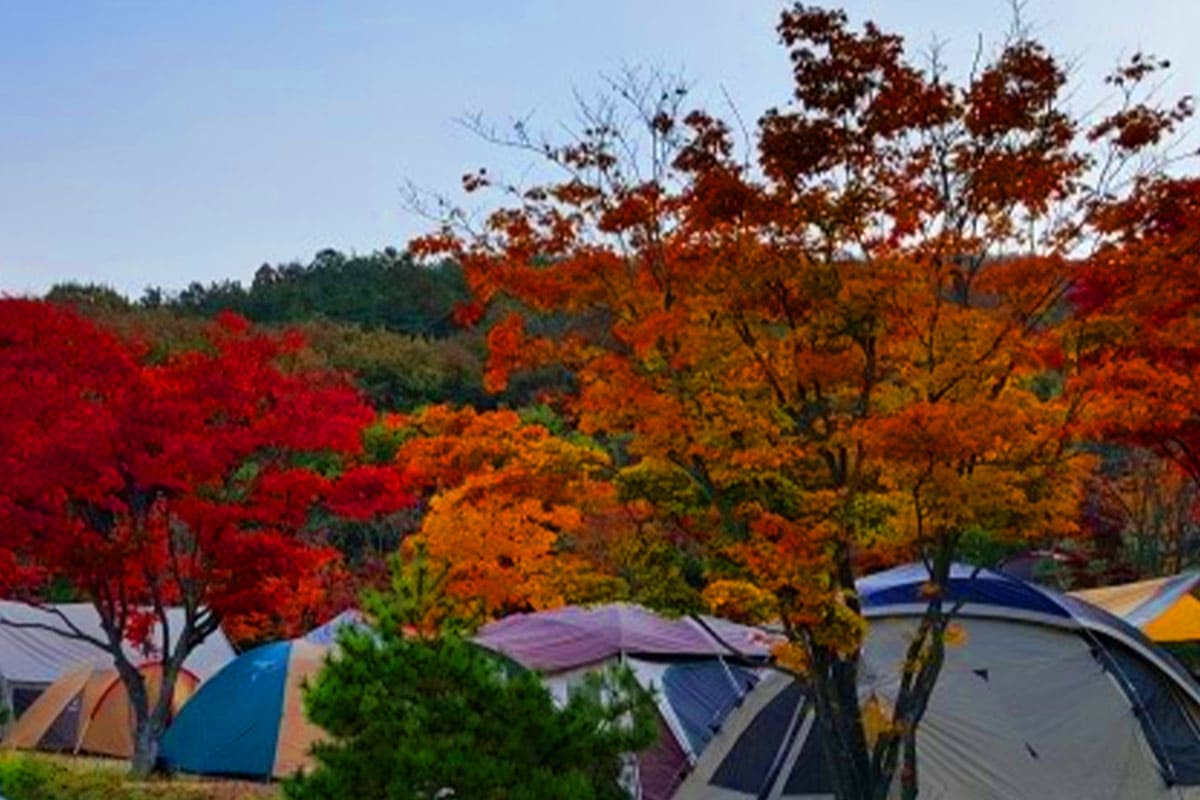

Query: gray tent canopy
[[0, 601, 236, 716], [678, 564, 1200, 800], [302, 609, 365, 646]]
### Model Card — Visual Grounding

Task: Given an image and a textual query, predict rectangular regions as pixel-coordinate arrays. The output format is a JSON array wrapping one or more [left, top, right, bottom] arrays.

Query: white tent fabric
[[858, 617, 1170, 800], [0, 601, 236, 691]]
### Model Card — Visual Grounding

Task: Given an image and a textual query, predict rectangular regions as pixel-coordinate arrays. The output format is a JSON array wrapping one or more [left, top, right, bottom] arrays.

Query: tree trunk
[[130, 720, 160, 777], [807, 551, 957, 800], [809, 647, 873, 800], [116, 641, 188, 777], [114, 659, 155, 778], [126, 672, 180, 777], [900, 727, 919, 800]]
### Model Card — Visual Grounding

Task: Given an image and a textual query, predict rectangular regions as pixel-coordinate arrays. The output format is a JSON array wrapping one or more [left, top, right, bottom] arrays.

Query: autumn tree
[[1077, 446, 1200, 580], [1061, 70, 1200, 581], [1071, 173, 1200, 494], [0, 300, 415, 775], [392, 405, 702, 616], [414, 6, 1189, 797]]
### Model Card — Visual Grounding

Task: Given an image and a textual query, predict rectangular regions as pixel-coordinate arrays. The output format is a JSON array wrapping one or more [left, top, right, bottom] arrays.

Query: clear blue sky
[[1, 1, 1195, 298]]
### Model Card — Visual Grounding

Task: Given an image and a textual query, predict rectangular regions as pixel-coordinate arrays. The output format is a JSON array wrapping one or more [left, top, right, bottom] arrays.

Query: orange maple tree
[[393, 405, 621, 614], [392, 405, 707, 617], [1071, 176, 1200, 479], [415, 6, 1190, 797]]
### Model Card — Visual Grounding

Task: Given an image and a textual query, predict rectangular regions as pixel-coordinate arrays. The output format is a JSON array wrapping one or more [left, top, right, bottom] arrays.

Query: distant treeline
[[49, 248, 469, 338], [42, 248, 564, 411]]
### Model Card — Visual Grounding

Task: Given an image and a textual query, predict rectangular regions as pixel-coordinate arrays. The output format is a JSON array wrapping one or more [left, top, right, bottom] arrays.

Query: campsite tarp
[[1072, 572, 1200, 642], [4, 662, 198, 758], [160, 638, 326, 779], [0, 602, 235, 714]]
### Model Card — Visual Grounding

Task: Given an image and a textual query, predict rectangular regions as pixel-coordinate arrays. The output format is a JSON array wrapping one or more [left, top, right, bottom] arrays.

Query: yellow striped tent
[[1073, 572, 1200, 642]]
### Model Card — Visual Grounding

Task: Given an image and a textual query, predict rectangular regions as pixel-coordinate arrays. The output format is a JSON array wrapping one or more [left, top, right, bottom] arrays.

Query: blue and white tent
[[677, 564, 1200, 800]]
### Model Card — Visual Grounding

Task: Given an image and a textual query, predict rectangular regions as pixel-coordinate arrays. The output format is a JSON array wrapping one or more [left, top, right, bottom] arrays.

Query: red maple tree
[[1072, 177, 1200, 480], [0, 300, 414, 773]]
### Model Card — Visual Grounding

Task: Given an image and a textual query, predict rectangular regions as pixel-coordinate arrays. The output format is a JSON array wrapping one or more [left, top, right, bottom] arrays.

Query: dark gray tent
[[677, 565, 1200, 800]]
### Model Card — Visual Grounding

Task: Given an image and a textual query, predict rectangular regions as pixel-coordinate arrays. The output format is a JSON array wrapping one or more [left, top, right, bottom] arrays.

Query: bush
[[284, 555, 659, 800]]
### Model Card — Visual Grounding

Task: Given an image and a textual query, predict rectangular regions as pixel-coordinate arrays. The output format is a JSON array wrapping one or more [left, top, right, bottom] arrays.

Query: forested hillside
[[44, 249, 565, 411], [162, 249, 468, 337]]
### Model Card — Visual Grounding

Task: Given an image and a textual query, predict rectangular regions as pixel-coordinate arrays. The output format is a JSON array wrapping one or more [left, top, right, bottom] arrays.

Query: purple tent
[[476, 603, 778, 800], [475, 602, 774, 672]]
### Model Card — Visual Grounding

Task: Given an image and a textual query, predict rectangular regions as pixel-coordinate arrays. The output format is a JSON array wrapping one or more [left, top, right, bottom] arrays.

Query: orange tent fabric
[[3, 662, 198, 758], [273, 639, 328, 777]]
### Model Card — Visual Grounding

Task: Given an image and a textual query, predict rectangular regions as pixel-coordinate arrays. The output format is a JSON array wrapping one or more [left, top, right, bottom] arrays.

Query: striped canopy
[[1073, 572, 1200, 642]]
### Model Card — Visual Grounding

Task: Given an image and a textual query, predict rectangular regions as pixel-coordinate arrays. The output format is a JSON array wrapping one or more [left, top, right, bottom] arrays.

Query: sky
[[1, 0, 1196, 299]]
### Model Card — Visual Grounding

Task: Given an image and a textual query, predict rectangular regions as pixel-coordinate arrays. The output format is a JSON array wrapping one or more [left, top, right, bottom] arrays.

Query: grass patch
[[0, 753, 279, 800]]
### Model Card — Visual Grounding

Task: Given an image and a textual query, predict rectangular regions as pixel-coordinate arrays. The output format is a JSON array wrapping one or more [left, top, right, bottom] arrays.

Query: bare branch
[[0, 609, 111, 652]]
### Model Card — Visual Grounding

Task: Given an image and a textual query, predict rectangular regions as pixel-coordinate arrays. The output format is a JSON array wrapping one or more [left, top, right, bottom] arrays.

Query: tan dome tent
[[4, 662, 198, 758], [676, 565, 1200, 800]]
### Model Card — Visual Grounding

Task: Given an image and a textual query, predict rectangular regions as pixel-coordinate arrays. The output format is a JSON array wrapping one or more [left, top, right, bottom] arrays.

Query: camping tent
[[0, 602, 236, 716], [1072, 572, 1200, 642], [3, 662, 198, 758], [162, 608, 375, 781], [677, 564, 1200, 800], [159, 638, 326, 779], [997, 548, 1088, 585], [476, 603, 776, 800], [302, 609, 365, 646], [170, 605, 774, 790]]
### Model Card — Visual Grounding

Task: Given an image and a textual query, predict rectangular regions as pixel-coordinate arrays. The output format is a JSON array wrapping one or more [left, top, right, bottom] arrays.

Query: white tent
[[677, 565, 1200, 800], [0, 601, 236, 715]]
